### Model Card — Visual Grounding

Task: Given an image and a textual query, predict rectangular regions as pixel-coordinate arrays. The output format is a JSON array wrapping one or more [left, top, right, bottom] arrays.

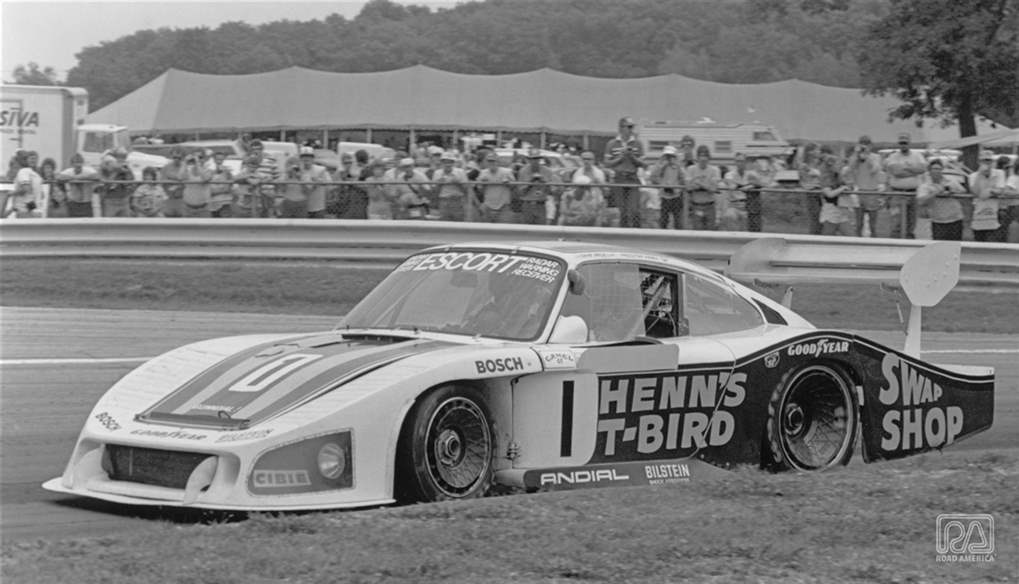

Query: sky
[[0, 0, 458, 80]]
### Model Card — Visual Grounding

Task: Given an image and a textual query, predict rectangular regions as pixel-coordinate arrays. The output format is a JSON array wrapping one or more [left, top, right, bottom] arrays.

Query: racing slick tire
[[396, 384, 495, 503], [766, 364, 858, 471]]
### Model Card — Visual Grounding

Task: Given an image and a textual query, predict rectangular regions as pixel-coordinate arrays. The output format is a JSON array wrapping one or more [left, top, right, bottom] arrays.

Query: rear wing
[[725, 238, 974, 357]]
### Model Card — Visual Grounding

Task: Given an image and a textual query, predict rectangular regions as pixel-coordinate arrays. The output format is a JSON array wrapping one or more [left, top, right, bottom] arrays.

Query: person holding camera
[[516, 148, 559, 225], [160, 147, 188, 218], [181, 149, 213, 218], [604, 116, 646, 228], [844, 135, 885, 236], [7, 150, 43, 218], [433, 151, 470, 222], [99, 148, 135, 218], [684, 145, 721, 230]]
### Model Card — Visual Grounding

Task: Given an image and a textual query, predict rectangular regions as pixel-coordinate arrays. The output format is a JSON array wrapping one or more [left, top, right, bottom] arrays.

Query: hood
[[138, 333, 448, 430]]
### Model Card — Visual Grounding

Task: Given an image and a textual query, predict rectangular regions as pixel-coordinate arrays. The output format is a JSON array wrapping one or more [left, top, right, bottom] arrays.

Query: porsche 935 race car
[[43, 241, 995, 510]]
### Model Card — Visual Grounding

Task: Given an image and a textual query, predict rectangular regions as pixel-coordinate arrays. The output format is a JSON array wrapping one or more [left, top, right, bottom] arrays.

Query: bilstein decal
[[592, 370, 746, 462]]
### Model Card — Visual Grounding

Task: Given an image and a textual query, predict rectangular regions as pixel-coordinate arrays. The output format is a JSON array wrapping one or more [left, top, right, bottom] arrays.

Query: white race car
[[44, 241, 994, 510]]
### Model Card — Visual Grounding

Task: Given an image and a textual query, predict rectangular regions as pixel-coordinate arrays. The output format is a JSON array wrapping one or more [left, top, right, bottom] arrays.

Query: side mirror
[[567, 269, 586, 295], [548, 315, 589, 345]]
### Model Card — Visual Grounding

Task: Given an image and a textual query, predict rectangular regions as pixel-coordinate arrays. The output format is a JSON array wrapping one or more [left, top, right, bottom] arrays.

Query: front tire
[[396, 385, 495, 503], [766, 364, 858, 471]]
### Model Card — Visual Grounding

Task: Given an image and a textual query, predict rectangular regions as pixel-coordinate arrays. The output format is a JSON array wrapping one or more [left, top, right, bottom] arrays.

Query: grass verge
[[1, 258, 1016, 334], [3, 449, 1016, 584]]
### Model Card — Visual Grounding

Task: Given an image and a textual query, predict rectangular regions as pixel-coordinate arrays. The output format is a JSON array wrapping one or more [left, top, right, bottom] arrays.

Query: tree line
[[8, 0, 1018, 149]]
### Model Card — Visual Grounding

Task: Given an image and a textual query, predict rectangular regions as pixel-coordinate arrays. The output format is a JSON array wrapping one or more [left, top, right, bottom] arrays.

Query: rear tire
[[396, 385, 495, 503], [766, 364, 858, 471]]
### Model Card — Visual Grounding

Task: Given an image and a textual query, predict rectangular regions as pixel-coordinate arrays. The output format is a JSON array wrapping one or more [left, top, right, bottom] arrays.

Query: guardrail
[[2, 219, 1017, 290]]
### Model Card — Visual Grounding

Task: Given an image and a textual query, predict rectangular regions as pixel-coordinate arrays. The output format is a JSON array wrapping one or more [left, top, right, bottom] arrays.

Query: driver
[[466, 275, 555, 339]]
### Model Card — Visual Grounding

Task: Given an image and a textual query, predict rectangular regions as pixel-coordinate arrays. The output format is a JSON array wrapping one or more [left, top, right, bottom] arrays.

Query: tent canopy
[[88, 66, 1006, 143]]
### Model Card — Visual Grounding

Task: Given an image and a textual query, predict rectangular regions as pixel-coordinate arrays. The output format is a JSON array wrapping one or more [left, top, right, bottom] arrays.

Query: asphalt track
[[1, 306, 1016, 543]]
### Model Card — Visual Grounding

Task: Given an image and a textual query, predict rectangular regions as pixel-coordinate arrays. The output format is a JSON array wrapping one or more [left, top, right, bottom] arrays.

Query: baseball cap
[[527, 148, 542, 159], [440, 151, 456, 162], [897, 132, 911, 144], [733, 152, 746, 161], [398, 157, 415, 167], [858, 135, 873, 145], [299, 146, 315, 157], [427, 145, 444, 156], [70, 152, 84, 163], [979, 150, 995, 161], [573, 174, 593, 185], [661, 145, 678, 156], [618, 116, 635, 127]]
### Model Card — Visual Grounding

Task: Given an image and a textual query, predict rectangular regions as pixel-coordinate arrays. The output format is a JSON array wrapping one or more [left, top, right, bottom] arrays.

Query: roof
[[87, 66, 1007, 143]]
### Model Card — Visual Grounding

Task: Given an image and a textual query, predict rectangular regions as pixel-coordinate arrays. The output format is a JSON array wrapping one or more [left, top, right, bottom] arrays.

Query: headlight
[[317, 442, 347, 480], [248, 431, 353, 496]]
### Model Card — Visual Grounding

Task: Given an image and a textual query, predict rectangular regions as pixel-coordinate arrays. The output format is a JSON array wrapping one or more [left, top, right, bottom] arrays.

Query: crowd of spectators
[[3, 121, 1019, 242]]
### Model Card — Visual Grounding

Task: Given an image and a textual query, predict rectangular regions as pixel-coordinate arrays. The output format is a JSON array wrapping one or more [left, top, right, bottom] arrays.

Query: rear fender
[[852, 337, 994, 462]]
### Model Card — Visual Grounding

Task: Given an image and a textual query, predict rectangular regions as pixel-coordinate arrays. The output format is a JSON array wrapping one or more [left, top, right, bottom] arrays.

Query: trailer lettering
[[0, 109, 40, 127]]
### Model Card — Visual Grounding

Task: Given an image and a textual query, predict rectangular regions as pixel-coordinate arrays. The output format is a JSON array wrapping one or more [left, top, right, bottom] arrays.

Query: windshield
[[342, 251, 565, 341]]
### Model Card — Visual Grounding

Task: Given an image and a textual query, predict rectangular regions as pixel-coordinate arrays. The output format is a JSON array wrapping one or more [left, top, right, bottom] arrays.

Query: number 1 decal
[[561, 380, 574, 457], [228, 353, 322, 393]]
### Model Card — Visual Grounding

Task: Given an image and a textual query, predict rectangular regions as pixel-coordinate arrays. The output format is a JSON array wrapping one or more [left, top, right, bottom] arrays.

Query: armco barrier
[[1, 219, 1017, 287]]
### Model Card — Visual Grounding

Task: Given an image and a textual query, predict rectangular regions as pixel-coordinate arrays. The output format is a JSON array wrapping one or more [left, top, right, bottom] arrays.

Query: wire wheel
[[425, 397, 492, 497], [768, 365, 858, 471], [397, 385, 495, 503]]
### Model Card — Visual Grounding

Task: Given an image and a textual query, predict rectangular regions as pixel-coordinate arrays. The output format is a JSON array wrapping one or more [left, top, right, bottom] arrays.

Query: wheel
[[766, 364, 858, 471], [396, 385, 495, 503]]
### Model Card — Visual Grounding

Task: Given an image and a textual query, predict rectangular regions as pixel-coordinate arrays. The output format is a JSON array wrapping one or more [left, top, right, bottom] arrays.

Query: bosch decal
[[94, 412, 121, 431], [475, 357, 525, 374], [787, 339, 849, 357], [878, 354, 962, 450], [252, 470, 312, 488], [593, 371, 746, 461]]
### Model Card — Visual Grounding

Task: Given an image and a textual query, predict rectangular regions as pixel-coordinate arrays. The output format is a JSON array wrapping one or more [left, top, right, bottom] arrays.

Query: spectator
[[969, 151, 1006, 242], [639, 169, 660, 228], [160, 147, 188, 218], [796, 143, 824, 235], [1003, 159, 1019, 242], [678, 135, 697, 167], [558, 174, 605, 226], [209, 151, 235, 218], [844, 135, 885, 237], [181, 149, 213, 218], [279, 156, 310, 218], [297, 148, 330, 219], [56, 153, 100, 218], [604, 116, 646, 228], [648, 145, 685, 229], [684, 145, 721, 230], [354, 149, 371, 179], [916, 159, 965, 241], [365, 161, 395, 219], [516, 148, 558, 225], [130, 166, 168, 217], [8, 151, 43, 218], [817, 153, 855, 236], [883, 132, 927, 238], [720, 153, 751, 231], [388, 158, 430, 219], [433, 151, 471, 222], [98, 150, 135, 217], [744, 155, 776, 232], [232, 156, 273, 218], [332, 153, 366, 219], [246, 140, 280, 216], [39, 157, 64, 218], [474, 153, 515, 223]]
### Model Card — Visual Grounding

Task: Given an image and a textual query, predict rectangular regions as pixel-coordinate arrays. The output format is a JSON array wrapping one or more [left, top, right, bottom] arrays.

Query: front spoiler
[[41, 478, 394, 512]]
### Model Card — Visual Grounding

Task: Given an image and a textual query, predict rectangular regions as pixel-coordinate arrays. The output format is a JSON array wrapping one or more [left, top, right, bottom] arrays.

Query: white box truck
[[637, 120, 795, 163], [0, 84, 166, 174]]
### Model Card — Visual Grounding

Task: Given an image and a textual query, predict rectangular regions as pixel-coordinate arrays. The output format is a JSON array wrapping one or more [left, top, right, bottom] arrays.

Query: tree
[[857, 0, 1019, 165], [10, 62, 61, 85]]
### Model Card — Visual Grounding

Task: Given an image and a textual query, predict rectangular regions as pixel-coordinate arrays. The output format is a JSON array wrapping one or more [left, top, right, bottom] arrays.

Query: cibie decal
[[228, 353, 322, 393], [787, 339, 849, 357], [252, 470, 312, 488], [764, 352, 780, 369], [878, 354, 963, 450], [593, 371, 747, 462], [475, 357, 525, 374], [216, 428, 274, 443]]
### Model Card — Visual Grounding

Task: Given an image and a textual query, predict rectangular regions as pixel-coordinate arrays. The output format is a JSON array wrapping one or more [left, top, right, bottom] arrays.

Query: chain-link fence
[[2, 178, 1017, 242]]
